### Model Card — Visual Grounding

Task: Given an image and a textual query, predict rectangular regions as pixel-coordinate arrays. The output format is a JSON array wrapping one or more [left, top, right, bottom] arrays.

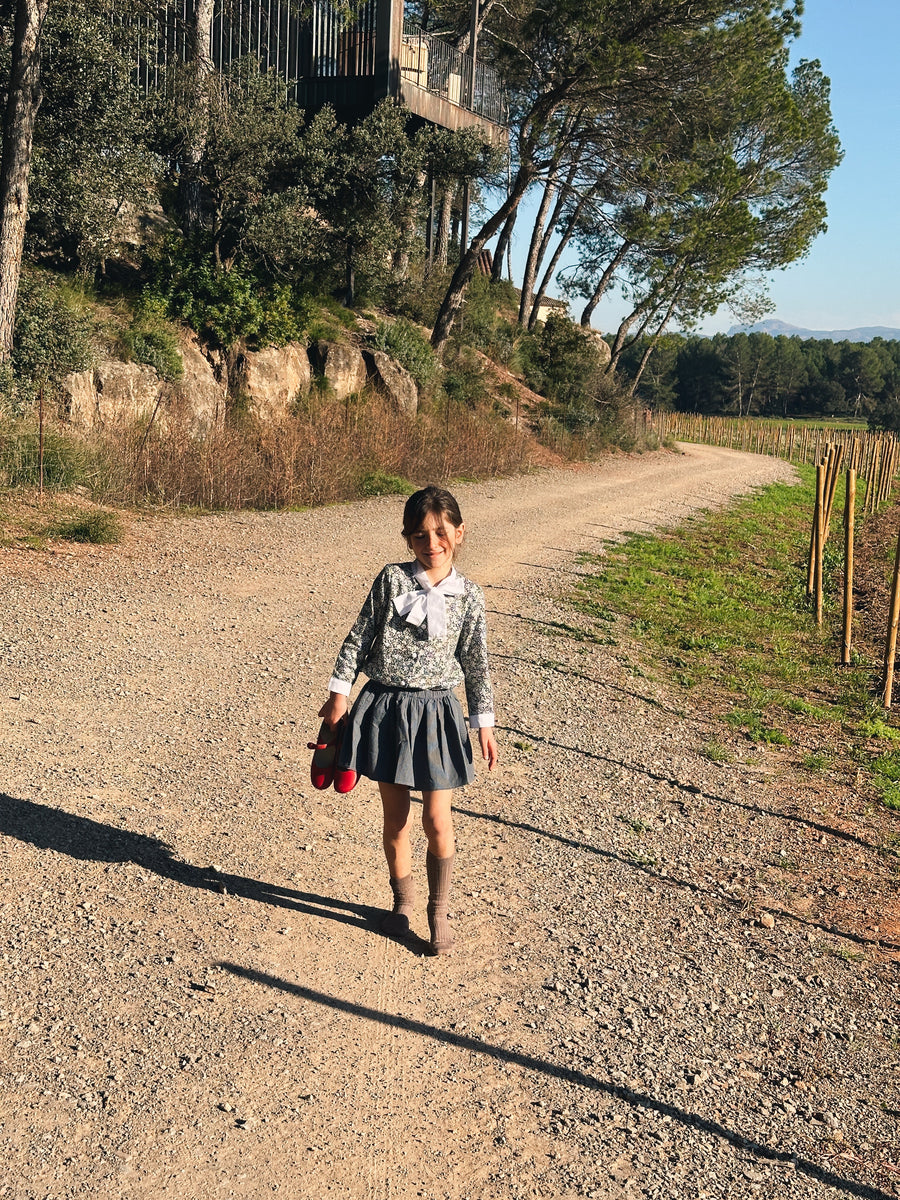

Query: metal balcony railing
[[400, 20, 505, 125]]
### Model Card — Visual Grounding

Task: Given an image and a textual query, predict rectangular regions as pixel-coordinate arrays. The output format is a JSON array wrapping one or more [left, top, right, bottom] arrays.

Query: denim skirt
[[338, 681, 475, 790]]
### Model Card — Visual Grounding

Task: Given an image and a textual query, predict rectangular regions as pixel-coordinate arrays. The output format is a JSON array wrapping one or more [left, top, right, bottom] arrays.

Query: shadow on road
[[217, 961, 895, 1200], [0, 792, 432, 948]]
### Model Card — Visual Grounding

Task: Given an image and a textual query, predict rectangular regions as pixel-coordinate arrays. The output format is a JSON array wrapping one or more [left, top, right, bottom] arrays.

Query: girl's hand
[[479, 727, 499, 771], [318, 693, 348, 727]]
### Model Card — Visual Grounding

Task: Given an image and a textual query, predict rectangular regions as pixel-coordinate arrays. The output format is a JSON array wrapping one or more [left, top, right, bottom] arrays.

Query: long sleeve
[[328, 568, 389, 695], [455, 583, 495, 727]]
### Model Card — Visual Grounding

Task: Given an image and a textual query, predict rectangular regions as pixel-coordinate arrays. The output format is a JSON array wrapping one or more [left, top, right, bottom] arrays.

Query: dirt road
[[2, 444, 898, 1200]]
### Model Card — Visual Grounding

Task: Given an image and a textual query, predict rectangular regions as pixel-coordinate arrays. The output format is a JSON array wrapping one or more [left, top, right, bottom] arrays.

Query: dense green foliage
[[0, 273, 93, 412], [615, 331, 900, 427]]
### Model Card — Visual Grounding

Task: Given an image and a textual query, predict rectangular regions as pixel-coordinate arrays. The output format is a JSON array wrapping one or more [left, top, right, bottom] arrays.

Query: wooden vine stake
[[883, 517, 900, 707], [823, 444, 844, 541], [814, 462, 825, 626], [807, 462, 821, 597], [842, 469, 855, 665], [38, 384, 45, 504]]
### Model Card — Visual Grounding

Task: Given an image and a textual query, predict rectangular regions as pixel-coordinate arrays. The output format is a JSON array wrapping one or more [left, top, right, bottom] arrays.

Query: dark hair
[[401, 485, 463, 540]]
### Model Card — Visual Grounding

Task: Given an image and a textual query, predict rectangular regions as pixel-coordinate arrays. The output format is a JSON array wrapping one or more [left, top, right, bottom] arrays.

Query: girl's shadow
[[0, 792, 427, 951]]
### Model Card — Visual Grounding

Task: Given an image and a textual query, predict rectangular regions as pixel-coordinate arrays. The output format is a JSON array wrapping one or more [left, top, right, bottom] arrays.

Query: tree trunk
[[527, 181, 596, 331], [393, 170, 427, 279], [178, 0, 216, 234], [0, 0, 50, 362], [431, 165, 534, 354], [579, 239, 632, 328], [518, 170, 558, 325], [491, 207, 517, 282], [435, 183, 454, 266], [627, 294, 679, 394], [455, 0, 497, 53]]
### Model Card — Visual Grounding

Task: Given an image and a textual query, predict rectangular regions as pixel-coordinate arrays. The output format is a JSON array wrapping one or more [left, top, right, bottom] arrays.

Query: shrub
[[359, 469, 415, 496], [146, 239, 318, 349], [121, 320, 184, 382], [48, 510, 123, 544], [440, 346, 489, 407], [519, 314, 604, 409], [372, 319, 437, 387], [1, 272, 93, 414]]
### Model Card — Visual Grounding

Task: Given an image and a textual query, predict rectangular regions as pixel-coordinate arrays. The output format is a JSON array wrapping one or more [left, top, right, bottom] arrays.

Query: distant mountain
[[726, 318, 900, 342]]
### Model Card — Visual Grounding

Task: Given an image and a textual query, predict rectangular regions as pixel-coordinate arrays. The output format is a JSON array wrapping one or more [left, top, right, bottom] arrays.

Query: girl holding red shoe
[[315, 485, 498, 955]]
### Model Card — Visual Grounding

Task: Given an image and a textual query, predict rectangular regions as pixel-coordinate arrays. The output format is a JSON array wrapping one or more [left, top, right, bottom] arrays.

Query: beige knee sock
[[426, 851, 455, 955], [381, 873, 416, 937]]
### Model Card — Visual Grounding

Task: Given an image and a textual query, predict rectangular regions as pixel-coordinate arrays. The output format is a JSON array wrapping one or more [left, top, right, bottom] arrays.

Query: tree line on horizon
[[1, 0, 842, 392], [614, 331, 900, 430]]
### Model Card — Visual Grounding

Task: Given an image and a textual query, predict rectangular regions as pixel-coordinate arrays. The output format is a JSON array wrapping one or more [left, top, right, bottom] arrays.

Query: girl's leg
[[379, 781, 413, 876], [420, 789, 455, 858], [378, 782, 416, 936], [421, 789, 456, 955]]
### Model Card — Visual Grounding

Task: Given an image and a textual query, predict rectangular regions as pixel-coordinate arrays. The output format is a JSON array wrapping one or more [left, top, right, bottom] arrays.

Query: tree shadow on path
[[217, 961, 896, 1200]]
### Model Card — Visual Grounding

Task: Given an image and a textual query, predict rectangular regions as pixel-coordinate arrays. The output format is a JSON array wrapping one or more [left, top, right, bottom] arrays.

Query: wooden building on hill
[[136, 0, 507, 143]]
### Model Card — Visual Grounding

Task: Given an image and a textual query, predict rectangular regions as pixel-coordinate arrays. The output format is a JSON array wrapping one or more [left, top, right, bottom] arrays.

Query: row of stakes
[[808, 443, 900, 707]]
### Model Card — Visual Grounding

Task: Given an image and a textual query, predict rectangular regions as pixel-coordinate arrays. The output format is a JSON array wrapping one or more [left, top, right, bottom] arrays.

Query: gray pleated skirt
[[338, 681, 475, 790]]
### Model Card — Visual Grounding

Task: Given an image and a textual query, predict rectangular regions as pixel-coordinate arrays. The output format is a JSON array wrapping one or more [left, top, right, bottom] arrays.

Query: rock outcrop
[[62, 361, 162, 430], [61, 334, 226, 434], [363, 349, 418, 417], [232, 343, 311, 422], [310, 341, 368, 400], [582, 328, 612, 364]]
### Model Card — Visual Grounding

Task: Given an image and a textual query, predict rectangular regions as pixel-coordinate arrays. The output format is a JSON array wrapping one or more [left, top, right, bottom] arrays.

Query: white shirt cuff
[[468, 712, 495, 729], [328, 677, 352, 697]]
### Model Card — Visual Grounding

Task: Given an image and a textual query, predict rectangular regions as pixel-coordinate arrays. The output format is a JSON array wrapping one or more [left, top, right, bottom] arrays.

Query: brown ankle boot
[[381, 873, 415, 937], [426, 851, 455, 956]]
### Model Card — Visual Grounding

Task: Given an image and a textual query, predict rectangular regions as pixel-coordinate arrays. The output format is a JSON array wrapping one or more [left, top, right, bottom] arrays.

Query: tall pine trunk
[[491, 207, 517, 282], [434, 183, 455, 267], [0, 0, 50, 361], [431, 165, 533, 354], [178, 0, 215, 235], [517, 170, 558, 325]]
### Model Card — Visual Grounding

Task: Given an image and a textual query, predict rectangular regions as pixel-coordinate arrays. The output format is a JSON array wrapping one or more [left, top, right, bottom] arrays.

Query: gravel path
[[1, 444, 898, 1200]]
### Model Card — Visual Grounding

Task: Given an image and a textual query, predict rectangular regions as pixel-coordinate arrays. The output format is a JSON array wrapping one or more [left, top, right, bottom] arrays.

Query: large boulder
[[62, 361, 161, 429], [233, 343, 311, 422], [363, 349, 418, 417], [168, 334, 227, 432], [311, 340, 367, 400], [582, 327, 612, 364], [60, 333, 226, 434]]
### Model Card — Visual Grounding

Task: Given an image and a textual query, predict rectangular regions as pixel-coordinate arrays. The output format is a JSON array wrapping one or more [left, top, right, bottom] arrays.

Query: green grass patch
[[48, 510, 123, 544], [871, 751, 900, 810], [358, 469, 415, 497], [565, 468, 900, 806]]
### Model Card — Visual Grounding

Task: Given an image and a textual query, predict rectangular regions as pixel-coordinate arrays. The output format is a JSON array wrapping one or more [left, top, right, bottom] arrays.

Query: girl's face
[[408, 511, 464, 579]]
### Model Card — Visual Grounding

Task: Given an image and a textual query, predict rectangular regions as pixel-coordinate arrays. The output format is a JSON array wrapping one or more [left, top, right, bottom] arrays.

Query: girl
[[317, 485, 498, 955]]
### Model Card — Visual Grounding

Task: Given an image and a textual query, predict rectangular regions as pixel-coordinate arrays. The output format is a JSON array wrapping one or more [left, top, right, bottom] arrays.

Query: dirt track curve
[[2, 444, 899, 1200]]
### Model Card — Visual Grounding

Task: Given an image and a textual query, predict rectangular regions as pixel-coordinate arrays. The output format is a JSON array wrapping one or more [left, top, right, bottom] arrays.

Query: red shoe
[[307, 718, 341, 790], [333, 761, 358, 794]]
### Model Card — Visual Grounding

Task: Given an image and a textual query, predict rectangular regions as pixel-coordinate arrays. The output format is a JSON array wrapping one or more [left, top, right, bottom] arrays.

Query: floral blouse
[[328, 562, 495, 727]]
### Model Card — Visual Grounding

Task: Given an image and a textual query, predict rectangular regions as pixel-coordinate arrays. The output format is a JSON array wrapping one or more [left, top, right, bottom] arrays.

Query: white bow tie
[[393, 568, 465, 639]]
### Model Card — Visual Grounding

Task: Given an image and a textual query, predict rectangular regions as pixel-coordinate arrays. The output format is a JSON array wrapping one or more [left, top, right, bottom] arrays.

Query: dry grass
[[1, 391, 532, 514]]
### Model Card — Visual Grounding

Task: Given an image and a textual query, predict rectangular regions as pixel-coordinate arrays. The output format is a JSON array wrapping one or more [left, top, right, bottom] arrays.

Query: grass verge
[[569, 467, 900, 809]]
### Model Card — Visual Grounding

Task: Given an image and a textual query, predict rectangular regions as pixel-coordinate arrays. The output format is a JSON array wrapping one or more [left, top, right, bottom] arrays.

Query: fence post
[[38, 384, 45, 504], [814, 463, 825, 626], [842, 469, 856, 666], [823, 444, 844, 539], [883, 520, 900, 707]]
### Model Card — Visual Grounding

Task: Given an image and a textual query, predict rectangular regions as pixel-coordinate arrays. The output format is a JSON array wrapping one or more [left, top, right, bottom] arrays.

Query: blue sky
[[503, 0, 900, 336]]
